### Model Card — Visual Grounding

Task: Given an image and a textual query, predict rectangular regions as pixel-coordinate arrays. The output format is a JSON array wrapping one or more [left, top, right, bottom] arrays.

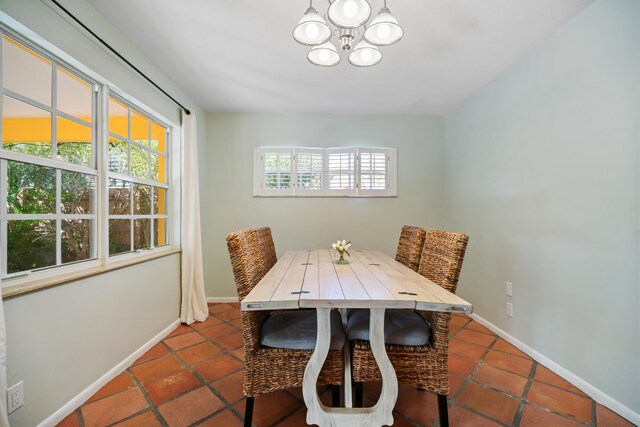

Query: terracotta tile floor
[[58, 305, 635, 427]]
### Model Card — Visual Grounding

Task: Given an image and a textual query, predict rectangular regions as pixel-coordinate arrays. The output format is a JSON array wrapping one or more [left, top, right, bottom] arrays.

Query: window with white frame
[[107, 93, 170, 256], [254, 147, 396, 197], [0, 29, 173, 282], [0, 33, 97, 276]]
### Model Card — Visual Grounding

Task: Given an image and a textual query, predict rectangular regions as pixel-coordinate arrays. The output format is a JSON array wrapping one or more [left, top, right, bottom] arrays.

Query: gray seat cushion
[[260, 310, 346, 350], [347, 309, 431, 346]]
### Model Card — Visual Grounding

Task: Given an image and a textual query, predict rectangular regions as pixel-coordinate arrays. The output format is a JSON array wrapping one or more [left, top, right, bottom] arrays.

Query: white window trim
[[253, 147, 397, 198], [0, 20, 181, 292]]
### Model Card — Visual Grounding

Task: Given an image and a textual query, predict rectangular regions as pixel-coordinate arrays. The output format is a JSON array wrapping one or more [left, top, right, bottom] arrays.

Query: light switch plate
[[506, 302, 513, 318], [506, 282, 513, 297]]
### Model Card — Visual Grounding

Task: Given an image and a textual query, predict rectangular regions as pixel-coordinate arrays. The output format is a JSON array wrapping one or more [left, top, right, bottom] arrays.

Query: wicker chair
[[226, 228, 344, 427], [349, 229, 469, 427], [395, 225, 426, 271], [255, 226, 277, 275]]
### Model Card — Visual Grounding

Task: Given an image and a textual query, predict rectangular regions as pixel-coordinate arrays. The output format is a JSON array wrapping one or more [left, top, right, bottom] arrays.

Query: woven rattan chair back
[[226, 229, 265, 301], [418, 229, 469, 294], [395, 225, 427, 271], [255, 226, 277, 275]]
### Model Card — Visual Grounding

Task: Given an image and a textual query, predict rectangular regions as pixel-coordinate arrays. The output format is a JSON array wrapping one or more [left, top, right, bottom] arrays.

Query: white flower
[[331, 239, 352, 253]]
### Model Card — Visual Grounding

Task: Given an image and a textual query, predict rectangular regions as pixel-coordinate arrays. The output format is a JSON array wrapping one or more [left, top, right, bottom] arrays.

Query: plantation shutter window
[[358, 148, 396, 197], [253, 147, 396, 197], [296, 148, 325, 194], [326, 148, 357, 196], [254, 148, 294, 196]]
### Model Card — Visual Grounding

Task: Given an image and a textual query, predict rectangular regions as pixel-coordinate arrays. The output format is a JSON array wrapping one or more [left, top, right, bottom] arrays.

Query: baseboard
[[206, 296, 239, 303], [469, 313, 640, 426], [38, 319, 181, 427]]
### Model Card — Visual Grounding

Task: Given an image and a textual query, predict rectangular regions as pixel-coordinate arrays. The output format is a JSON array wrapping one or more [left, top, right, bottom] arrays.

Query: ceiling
[[87, 0, 593, 115]]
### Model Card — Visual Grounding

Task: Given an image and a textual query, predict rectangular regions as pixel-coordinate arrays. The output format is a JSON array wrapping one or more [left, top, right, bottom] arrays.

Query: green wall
[[204, 114, 445, 298], [444, 0, 639, 414]]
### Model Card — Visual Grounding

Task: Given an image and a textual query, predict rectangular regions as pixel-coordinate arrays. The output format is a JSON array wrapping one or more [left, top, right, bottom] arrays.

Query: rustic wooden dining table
[[241, 249, 473, 427]]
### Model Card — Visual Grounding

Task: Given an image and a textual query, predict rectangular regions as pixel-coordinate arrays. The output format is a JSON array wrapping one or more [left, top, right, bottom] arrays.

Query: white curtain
[[0, 294, 9, 427], [180, 111, 208, 324]]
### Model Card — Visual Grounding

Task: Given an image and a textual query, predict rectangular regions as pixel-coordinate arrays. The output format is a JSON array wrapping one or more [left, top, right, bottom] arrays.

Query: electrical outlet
[[506, 302, 513, 318], [7, 381, 23, 413], [506, 282, 513, 297]]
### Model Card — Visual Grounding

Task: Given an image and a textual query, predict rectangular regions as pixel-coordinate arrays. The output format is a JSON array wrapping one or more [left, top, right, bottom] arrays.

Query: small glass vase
[[336, 252, 349, 265]]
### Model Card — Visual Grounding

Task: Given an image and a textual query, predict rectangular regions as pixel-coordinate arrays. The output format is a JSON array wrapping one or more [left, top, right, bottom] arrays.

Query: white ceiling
[[87, 0, 593, 115]]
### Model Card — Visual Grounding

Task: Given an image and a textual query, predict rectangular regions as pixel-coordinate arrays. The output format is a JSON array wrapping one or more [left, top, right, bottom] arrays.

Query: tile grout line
[[511, 360, 538, 426], [166, 308, 246, 424], [174, 308, 249, 425], [76, 408, 86, 427], [448, 334, 513, 427], [121, 370, 170, 427]]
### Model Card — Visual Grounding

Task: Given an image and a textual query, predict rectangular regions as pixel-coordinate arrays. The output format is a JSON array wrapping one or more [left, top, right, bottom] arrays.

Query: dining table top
[[241, 249, 473, 314]]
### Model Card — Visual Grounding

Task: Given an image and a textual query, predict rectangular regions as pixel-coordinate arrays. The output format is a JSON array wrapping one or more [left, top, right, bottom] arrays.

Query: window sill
[[253, 194, 398, 198], [1, 248, 182, 299]]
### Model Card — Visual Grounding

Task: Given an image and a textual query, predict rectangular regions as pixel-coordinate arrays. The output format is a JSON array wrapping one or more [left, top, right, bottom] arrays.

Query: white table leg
[[304, 308, 398, 427], [341, 308, 352, 408]]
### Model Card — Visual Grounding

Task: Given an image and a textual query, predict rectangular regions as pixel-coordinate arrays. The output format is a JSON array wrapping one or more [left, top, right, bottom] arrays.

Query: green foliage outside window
[[3, 142, 95, 274]]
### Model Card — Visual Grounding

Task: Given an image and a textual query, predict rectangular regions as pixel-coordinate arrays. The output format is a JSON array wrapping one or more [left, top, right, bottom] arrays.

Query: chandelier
[[293, 0, 403, 67]]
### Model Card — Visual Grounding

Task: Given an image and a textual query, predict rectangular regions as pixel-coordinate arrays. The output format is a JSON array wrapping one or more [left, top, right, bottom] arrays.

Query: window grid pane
[[61, 219, 92, 263], [328, 152, 355, 190], [7, 220, 56, 274], [297, 152, 324, 191], [2, 35, 52, 107], [263, 152, 292, 190], [109, 219, 131, 256], [56, 116, 92, 167], [360, 152, 387, 190], [7, 160, 56, 214], [2, 95, 52, 159], [56, 66, 92, 124], [61, 171, 95, 215]]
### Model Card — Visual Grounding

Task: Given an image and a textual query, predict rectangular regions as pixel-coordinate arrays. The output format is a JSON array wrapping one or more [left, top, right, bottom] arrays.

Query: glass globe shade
[[364, 11, 403, 45], [327, 0, 371, 29], [308, 42, 341, 67], [348, 40, 382, 67], [293, 8, 332, 46]]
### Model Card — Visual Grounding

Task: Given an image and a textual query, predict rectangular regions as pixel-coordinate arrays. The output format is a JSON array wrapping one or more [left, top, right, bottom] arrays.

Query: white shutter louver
[[358, 148, 396, 197], [296, 149, 325, 194], [360, 151, 387, 190], [326, 148, 357, 196], [254, 148, 294, 195]]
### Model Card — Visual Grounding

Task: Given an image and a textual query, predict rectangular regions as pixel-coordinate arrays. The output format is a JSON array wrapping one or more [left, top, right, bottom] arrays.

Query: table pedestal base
[[303, 308, 398, 427]]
